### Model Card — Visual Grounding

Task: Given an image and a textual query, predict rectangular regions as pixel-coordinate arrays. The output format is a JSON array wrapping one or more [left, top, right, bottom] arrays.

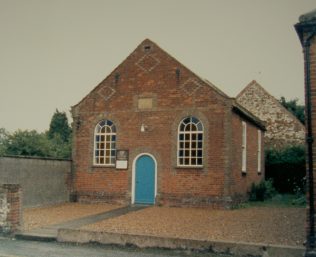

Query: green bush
[[249, 179, 277, 201], [265, 145, 306, 193]]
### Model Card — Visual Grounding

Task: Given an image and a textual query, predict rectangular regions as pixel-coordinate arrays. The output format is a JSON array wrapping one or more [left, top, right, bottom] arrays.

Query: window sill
[[176, 166, 204, 169], [92, 165, 116, 168]]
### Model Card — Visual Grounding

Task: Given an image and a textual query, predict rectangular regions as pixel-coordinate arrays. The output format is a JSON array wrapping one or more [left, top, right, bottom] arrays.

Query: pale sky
[[0, 0, 315, 132]]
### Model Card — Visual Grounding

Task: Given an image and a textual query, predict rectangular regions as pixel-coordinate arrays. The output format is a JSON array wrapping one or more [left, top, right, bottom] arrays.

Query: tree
[[0, 128, 9, 155], [279, 96, 305, 124], [5, 130, 50, 157], [48, 109, 72, 142]]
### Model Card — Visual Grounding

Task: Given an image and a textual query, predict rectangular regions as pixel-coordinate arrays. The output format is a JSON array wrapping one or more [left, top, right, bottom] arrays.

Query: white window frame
[[93, 120, 116, 166], [257, 130, 262, 173], [242, 121, 247, 173], [177, 117, 204, 167]]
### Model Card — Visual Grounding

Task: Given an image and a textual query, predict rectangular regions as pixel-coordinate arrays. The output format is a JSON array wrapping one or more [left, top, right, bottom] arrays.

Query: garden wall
[[0, 156, 71, 208]]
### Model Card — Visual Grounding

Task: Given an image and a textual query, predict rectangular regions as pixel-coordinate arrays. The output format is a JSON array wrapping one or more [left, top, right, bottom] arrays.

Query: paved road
[[0, 238, 232, 257]]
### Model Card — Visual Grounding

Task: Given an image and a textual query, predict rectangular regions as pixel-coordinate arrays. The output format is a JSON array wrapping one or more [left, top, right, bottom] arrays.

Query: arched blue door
[[135, 155, 155, 204]]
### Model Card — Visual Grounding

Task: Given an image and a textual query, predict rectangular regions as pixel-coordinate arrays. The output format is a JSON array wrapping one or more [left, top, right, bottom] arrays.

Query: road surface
[[0, 237, 231, 257]]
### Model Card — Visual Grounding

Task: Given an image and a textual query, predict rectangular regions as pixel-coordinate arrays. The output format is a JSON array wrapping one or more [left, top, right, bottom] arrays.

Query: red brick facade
[[71, 39, 264, 208]]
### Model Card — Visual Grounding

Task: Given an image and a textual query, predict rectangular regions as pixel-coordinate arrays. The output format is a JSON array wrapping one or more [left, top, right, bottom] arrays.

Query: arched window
[[177, 116, 203, 167], [94, 120, 116, 165]]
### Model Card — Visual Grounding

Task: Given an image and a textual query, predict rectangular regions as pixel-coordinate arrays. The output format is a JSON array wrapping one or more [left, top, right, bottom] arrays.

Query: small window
[[94, 120, 116, 166], [242, 121, 247, 173], [257, 130, 262, 173], [177, 116, 203, 167]]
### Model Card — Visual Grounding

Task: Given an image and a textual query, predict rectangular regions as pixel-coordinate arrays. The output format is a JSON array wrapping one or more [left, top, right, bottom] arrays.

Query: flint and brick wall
[[237, 81, 305, 149], [0, 184, 22, 234]]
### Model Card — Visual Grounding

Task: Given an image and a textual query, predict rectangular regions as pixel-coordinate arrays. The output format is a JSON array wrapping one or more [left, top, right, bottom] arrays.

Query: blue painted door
[[135, 155, 155, 204]]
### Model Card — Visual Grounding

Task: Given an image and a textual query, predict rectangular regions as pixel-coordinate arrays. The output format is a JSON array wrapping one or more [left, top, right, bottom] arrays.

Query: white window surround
[[93, 120, 116, 166], [242, 121, 247, 173], [177, 116, 204, 167], [257, 130, 262, 173]]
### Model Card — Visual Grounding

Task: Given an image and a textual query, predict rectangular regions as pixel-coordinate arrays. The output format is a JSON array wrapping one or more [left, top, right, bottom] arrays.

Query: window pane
[[197, 150, 202, 157], [106, 135, 111, 141], [185, 150, 190, 157], [111, 125, 116, 133], [183, 117, 190, 124], [184, 124, 191, 131], [192, 142, 197, 148], [198, 142, 202, 148], [179, 158, 183, 165], [198, 134, 203, 140], [179, 142, 184, 148], [110, 157, 116, 164], [191, 134, 197, 140], [191, 158, 197, 165], [185, 134, 190, 140], [106, 143, 110, 149], [197, 122, 203, 131], [101, 135, 105, 141], [179, 134, 184, 140], [179, 150, 184, 157], [100, 150, 104, 156], [197, 158, 202, 165], [180, 123, 185, 131], [106, 120, 113, 126], [185, 142, 190, 148], [191, 124, 197, 131], [105, 158, 110, 164], [96, 135, 100, 142], [111, 150, 116, 157], [191, 117, 198, 124], [192, 150, 197, 157], [111, 135, 116, 141], [100, 157, 104, 163], [101, 126, 106, 133], [184, 158, 190, 165], [106, 126, 111, 133]]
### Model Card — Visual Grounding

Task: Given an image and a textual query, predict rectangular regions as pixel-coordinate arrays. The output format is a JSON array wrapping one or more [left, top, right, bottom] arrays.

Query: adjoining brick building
[[236, 80, 305, 149], [71, 39, 265, 208]]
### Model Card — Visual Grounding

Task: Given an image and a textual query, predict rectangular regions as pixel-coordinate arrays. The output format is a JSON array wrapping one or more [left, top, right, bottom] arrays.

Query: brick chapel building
[[236, 80, 305, 149], [71, 39, 265, 208]]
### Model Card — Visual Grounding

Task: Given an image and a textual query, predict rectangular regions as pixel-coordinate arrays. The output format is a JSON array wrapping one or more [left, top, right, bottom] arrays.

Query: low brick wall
[[0, 184, 22, 234]]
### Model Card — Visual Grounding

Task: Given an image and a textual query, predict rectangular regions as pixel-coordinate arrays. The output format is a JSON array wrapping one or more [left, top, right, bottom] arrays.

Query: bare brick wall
[[231, 113, 264, 200], [236, 80, 305, 148], [72, 39, 264, 207], [0, 184, 22, 234]]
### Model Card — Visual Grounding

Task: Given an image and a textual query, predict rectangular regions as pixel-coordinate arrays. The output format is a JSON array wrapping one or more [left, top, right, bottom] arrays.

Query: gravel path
[[82, 206, 305, 247], [23, 203, 122, 231]]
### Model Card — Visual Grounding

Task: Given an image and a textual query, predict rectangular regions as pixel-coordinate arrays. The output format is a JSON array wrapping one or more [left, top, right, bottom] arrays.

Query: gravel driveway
[[23, 203, 305, 247], [82, 206, 305, 247], [23, 203, 122, 231]]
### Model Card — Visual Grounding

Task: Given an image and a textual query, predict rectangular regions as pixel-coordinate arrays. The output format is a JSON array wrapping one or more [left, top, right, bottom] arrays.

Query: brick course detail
[[71, 39, 265, 208]]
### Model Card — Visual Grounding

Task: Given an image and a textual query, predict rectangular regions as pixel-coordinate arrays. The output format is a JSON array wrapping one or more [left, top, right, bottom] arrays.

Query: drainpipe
[[304, 33, 316, 250]]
